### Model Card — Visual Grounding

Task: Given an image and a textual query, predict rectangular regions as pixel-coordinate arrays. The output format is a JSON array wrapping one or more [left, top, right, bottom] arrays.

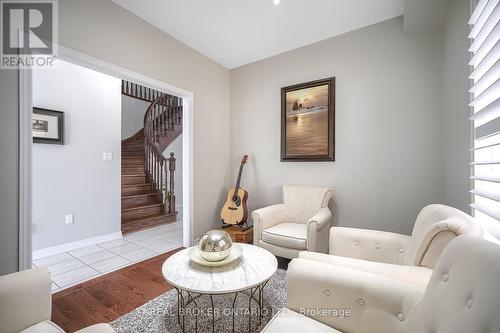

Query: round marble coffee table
[[162, 243, 277, 333]]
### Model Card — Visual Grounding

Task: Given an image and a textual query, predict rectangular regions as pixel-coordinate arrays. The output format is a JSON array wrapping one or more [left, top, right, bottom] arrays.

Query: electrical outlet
[[65, 214, 74, 224], [103, 152, 113, 161]]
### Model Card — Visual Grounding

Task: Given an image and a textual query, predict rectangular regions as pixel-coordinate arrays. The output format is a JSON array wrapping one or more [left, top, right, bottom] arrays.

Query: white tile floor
[[32, 220, 183, 293]]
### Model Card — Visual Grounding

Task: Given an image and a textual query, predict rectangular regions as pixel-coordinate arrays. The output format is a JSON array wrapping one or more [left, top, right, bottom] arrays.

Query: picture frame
[[281, 77, 335, 162], [32, 107, 65, 145]]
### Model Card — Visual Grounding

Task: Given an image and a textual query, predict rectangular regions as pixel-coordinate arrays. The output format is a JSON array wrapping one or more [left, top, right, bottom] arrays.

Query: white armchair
[[299, 204, 483, 288], [0, 268, 115, 333], [252, 185, 333, 259], [262, 235, 500, 333]]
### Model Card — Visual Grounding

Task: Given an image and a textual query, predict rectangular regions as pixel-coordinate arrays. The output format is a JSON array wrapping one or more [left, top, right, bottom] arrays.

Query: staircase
[[121, 81, 182, 233]]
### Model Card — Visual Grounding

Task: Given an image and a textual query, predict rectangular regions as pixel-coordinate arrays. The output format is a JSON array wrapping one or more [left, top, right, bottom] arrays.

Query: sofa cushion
[[262, 223, 307, 250], [19, 321, 65, 333], [261, 309, 342, 333]]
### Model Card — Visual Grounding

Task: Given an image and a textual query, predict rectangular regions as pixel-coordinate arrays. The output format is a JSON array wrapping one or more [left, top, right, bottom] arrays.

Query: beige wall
[[442, 0, 470, 213], [230, 17, 445, 235]]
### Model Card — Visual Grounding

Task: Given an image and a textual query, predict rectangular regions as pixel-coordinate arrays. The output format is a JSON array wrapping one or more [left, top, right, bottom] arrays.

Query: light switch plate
[[103, 152, 113, 161], [65, 214, 74, 224]]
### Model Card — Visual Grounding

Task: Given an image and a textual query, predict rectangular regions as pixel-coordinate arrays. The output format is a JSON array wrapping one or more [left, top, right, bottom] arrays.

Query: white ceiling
[[113, 0, 404, 69]]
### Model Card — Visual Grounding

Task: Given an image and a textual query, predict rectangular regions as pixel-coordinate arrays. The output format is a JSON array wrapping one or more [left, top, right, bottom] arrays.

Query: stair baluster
[[144, 93, 179, 217], [168, 152, 176, 214]]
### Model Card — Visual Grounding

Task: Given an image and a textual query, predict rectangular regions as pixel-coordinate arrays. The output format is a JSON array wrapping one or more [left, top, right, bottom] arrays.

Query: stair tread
[[122, 193, 157, 199], [122, 200, 162, 210], [122, 202, 163, 212], [122, 183, 151, 188], [122, 173, 146, 177], [122, 212, 177, 225]]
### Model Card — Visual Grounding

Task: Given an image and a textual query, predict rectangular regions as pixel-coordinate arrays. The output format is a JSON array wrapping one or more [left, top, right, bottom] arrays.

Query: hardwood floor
[[52, 248, 181, 332]]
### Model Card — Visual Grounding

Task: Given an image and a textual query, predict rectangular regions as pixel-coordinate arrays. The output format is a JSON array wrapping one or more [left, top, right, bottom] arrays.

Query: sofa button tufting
[[443, 273, 449, 282], [396, 312, 405, 321], [323, 289, 331, 296], [375, 244, 380, 249], [399, 248, 404, 254], [354, 241, 359, 246], [357, 298, 365, 306], [466, 298, 473, 308]]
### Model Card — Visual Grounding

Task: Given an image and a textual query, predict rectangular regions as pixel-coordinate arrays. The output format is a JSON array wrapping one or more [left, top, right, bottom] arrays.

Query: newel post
[[168, 152, 176, 214]]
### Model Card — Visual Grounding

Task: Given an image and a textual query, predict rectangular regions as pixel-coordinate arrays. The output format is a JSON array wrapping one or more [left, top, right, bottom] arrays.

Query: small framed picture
[[33, 107, 64, 145], [281, 77, 335, 162]]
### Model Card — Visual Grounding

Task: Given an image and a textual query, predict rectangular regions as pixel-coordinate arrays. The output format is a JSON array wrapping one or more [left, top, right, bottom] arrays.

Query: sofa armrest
[[306, 207, 332, 253], [252, 204, 287, 245], [0, 268, 52, 332], [329, 227, 410, 264], [287, 258, 422, 333]]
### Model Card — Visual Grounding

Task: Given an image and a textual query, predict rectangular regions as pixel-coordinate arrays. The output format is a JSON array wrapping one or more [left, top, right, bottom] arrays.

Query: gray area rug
[[111, 269, 286, 333]]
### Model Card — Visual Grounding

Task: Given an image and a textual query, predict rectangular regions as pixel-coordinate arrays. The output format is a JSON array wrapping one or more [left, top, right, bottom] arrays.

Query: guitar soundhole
[[232, 195, 241, 207]]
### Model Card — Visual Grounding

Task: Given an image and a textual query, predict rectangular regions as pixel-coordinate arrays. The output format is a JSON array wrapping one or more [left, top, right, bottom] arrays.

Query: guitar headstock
[[241, 155, 248, 165]]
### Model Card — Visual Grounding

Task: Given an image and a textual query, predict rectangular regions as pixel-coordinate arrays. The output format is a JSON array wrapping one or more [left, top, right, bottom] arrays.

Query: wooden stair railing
[[144, 93, 183, 215], [122, 80, 164, 103]]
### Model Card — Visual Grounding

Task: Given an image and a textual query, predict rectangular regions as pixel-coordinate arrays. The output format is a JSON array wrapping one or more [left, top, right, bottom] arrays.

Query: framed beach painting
[[281, 77, 335, 161], [32, 107, 65, 145]]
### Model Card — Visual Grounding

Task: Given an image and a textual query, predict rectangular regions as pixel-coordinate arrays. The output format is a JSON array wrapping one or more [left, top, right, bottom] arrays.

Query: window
[[470, 0, 500, 236]]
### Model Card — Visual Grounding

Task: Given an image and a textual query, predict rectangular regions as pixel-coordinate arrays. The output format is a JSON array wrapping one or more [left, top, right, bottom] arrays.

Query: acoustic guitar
[[221, 155, 249, 227]]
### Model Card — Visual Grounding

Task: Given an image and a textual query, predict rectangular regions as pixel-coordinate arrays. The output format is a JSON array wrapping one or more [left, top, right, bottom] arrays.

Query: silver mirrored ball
[[198, 229, 233, 262]]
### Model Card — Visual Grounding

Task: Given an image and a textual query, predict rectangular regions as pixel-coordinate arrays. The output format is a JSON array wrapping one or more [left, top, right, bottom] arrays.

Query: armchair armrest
[[330, 227, 410, 264], [306, 207, 332, 253], [298, 251, 432, 289], [287, 258, 422, 333], [252, 204, 287, 245], [0, 268, 52, 332]]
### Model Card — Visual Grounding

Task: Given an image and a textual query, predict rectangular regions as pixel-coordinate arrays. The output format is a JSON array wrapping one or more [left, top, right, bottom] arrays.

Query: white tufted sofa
[[252, 185, 334, 259], [0, 268, 115, 333], [298, 204, 482, 288], [261, 235, 500, 333]]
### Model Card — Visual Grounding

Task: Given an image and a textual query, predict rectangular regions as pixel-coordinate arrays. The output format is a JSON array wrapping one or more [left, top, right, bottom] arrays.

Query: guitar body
[[221, 187, 248, 226]]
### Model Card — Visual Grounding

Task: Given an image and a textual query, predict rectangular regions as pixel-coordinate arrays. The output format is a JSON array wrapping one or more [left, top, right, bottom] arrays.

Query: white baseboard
[[33, 231, 123, 260]]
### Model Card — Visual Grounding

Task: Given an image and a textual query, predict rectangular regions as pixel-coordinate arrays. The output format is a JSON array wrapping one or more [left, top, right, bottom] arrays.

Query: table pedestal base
[[174, 280, 269, 333]]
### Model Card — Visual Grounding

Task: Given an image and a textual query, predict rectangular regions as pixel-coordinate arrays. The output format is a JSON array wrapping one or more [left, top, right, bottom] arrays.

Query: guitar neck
[[232, 164, 244, 197]]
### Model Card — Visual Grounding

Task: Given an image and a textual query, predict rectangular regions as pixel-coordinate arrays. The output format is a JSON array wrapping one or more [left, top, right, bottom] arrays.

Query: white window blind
[[470, 0, 500, 236]]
